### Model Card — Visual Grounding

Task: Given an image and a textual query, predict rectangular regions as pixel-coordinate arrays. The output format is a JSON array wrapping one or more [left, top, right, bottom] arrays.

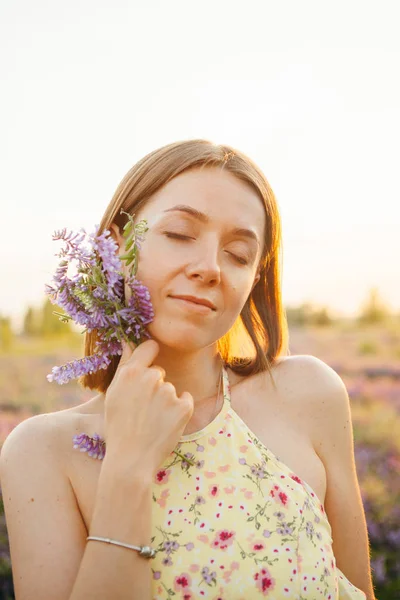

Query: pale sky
[[1, 0, 399, 329]]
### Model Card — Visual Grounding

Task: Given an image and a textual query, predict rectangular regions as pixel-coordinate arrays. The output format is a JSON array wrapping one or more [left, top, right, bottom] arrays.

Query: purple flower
[[47, 354, 111, 385], [91, 228, 124, 299], [201, 566, 216, 584], [263, 529, 271, 538], [283, 525, 293, 535], [370, 555, 386, 583], [162, 540, 181, 553], [45, 213, 154, 384], [72, 432, 106, 460], [387, 529, 400, 547], [52, 228, 94, 265], [305, 521, 315, 536], [124, 276, 155, 325], [273, 511, 285, 520]]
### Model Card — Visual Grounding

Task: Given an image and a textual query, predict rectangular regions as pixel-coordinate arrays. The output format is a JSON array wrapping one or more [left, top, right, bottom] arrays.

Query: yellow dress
[[149, 365, 367, 600]]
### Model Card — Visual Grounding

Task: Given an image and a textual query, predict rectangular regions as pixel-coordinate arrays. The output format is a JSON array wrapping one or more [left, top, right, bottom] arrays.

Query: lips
[[169, 295, 216, 311]]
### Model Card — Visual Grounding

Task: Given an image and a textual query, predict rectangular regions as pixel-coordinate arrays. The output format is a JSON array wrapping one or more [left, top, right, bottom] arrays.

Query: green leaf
[[125, 237, 134, 251], [52, 311, 72, 321]]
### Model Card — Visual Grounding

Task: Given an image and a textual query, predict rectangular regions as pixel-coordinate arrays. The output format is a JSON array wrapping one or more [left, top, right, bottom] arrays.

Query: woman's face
[[117, 167, 266, 352]]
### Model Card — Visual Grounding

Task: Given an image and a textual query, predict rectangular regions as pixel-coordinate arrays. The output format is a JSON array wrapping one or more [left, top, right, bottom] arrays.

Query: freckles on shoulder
[[267, 355, 346, 441]]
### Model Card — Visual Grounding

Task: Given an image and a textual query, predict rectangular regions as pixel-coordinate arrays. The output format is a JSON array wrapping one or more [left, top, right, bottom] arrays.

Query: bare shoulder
[[270, 353, 343, 386], [264, 353, 350, 449], [269, 353, 346, 403], [0, 412, 60, 468], [281, 353, 350, 424], [0, 407, 96, 599], [274, 354, 358, 476], [1, 396, 102, 472]]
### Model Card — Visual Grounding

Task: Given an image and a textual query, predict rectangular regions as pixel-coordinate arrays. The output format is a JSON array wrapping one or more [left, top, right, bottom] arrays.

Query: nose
[[185, 240, 221, 285]]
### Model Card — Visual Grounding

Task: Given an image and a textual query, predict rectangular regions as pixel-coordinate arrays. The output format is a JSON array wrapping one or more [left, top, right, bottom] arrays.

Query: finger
[[179, 390, 194, 403], [179, 390, 194, 413], [150, 365, 166, 380], [128, 338, 160, 368], [119, 340, 135, 367]]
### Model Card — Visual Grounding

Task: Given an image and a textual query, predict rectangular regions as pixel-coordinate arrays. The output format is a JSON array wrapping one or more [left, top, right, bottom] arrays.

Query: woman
[[0, 140, 375, 599]]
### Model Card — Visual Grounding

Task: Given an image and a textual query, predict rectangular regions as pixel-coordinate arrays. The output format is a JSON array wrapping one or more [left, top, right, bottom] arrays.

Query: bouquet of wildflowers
[[45, 210, 154, 385]]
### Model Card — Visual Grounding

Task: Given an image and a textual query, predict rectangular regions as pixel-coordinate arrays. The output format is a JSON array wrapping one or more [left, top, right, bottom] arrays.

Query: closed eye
[[163, 232, 249, 265], [164, 232, 193, 240], [231, 254, 249, 265]]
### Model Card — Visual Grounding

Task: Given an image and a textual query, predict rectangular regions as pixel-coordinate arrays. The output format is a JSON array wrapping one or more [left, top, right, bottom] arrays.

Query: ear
[[109, 223, 124, 251]]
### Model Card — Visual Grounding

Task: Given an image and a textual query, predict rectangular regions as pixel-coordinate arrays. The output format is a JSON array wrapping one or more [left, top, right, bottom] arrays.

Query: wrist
[[101, 451, 155, 487]]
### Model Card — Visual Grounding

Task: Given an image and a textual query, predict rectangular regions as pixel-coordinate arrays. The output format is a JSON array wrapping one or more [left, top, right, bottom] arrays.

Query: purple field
[[0, 323, 399, 597]]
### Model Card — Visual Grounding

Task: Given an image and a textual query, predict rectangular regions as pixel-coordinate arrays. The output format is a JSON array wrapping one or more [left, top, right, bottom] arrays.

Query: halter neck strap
[[221, 363, 231, 405]]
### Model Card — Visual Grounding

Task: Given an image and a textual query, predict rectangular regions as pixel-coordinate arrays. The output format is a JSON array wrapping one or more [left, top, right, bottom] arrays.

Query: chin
[[146, 319, 218, 353]]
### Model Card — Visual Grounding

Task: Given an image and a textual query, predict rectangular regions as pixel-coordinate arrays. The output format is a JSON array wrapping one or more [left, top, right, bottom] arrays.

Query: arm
[[303, 356, 376, 600], [0, 413, 153, 600]]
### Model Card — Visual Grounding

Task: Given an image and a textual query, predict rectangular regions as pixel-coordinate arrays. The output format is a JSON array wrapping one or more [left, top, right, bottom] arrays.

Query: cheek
[[228, 278, 253, 308], [134, 241, 161, 282], [131, 250, 170, 307]]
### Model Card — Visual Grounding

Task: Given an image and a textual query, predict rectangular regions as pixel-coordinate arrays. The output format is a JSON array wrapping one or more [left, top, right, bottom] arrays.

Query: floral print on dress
[[148, 365, 367, 599], [74, 364, 367, 599]]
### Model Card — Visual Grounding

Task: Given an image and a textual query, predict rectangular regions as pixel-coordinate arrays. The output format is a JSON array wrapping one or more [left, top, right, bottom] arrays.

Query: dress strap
[[222, 363, 231, 405]]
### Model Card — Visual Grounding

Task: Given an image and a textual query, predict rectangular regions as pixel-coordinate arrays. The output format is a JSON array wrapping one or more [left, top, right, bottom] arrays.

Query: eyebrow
[[163, 204, 260, 245]]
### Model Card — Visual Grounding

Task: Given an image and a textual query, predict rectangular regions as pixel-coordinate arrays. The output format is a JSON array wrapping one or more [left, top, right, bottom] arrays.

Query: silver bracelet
[[86, 535, 156, 559]]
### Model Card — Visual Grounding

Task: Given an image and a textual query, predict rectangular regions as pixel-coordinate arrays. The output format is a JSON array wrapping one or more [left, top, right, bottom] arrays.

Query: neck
[[148, 343, 223, 406]]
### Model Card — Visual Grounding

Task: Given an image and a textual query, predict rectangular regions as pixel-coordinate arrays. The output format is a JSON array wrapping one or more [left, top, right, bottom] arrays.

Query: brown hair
[[80, 139, 289, 392]]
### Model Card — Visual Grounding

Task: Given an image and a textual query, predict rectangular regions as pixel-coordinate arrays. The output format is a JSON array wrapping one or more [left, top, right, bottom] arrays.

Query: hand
[[103, 339, 194, 475]]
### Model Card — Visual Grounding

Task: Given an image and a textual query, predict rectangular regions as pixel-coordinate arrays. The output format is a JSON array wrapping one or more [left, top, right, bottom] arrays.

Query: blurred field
[[0, 322, 399, 598]]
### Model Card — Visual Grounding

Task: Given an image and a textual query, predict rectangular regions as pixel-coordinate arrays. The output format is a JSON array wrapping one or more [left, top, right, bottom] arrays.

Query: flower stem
[[173, 450, 195, 466]]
